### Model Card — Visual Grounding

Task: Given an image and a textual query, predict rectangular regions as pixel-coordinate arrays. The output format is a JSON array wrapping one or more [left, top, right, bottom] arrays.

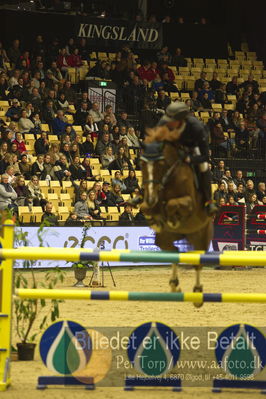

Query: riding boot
[[200, 170, 218, 216]]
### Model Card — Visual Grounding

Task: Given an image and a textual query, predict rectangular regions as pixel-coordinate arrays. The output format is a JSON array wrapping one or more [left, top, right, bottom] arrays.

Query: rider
[[158, 102, 217, 216]]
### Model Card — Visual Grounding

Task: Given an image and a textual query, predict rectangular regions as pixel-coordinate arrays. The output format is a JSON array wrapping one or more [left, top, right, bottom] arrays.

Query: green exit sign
[[100, 81, 107, 87]]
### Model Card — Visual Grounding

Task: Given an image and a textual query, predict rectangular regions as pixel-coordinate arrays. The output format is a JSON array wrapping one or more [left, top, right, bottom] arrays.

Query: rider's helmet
[[161, 102, 189, 123]]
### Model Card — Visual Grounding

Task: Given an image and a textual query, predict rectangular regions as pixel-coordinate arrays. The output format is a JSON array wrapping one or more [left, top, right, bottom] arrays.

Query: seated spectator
[[109, 147, 131, 171], [56, 92, 69, 111], [57, 48, 72, 76], [89, 102, 104, 123], [87, 190, 103, 220], [76, 92, 92, 110], [69, 155, 86, 180], [74, 192, 92, 220], [100, 146, 115, 169], [230, 111, 242, 131], [190, 91, 202, 111], [43, 154, 54, 180], [68, 48, 82, 68], [117, 111, 132, 130], [200, 92, 212, 109], [194, 72, 208, 92], [199, 82, 215, 101], [19, 154, 32, 179], [81, 134, 94, 156], [246, 193, 259, 214], [92, 182, 107, 206], [12, 132, 26, 154], [42, 100, 56, 128], [47, 61, 63, 84], [236, 183, 245, 203], [235, 120, 249, 153], [221, 169, 235, 190], [257, 182, 266, 202], [156, 46, 172, 64], [111, 171, 127, 192], [210, 122, 231, 155], [234, 170, 246, 187], [41, 202, 59, 226], [18, 109, 35, 133], [119, 203, 134, 225], [101, 181, 115, 207], [27, 175, 46, 207], [5, 99, 21, 122], [61, 143, 72, 162], [241, 74, 259, 93], [124, 169, 140, 194], [34, 131, 50, 155], [159, 62, 175, 82], [109, 183, 125, 207], [209, 72, 221, 91], [257, 112, 266, 140], [220, 109, 233, 132], [95, 132, 111, 156], [98, 123, 110, 141], [0, 142, 9, 160], [74, 102, 89, 127], [48, 143, 60, 165], [82, 157, 100, 181], [31, 154, 46, 180], [14, 175, 31, 206], [52, 110, 69, 135], [70, 143, 80, 159], [54, 155, 72, 181], [261, 196, 266, 206], [218, 197, 226, 207], [10, 142, 20, 158], [226, 76, 238, 95], [126, 127, 140, 149], [118, 137, 130, 158], [0, 173, 18, 211], [83, 115, 99, 138], [6, 165, 16, 184], [172, 47, 187, 68], [213, 182, 227, 203], [137, 61, 153, 81], [151, 74, 164, 93], [156, 90, 171, 110], [103, 105, 117, 127], [245, 179, 256, 200], [226, 182, 237, 202]]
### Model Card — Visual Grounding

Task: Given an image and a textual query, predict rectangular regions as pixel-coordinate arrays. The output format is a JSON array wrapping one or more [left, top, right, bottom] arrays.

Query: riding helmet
[[161, 102, 189, 122]]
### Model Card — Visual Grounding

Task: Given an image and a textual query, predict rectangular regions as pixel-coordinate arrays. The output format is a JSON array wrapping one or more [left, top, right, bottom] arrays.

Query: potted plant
[[14, 225, 66, 360]]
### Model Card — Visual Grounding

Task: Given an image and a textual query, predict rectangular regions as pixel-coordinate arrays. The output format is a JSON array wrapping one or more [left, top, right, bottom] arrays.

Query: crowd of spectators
[[0, 34, 265, 224]]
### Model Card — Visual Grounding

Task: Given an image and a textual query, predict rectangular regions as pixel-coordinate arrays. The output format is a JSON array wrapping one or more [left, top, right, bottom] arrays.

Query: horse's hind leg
[[187, 221, 213, 307], [155, 231, 182, 293]]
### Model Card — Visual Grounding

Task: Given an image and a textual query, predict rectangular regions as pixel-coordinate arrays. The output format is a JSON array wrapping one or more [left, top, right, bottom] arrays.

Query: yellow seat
[[60, 193, 72, 208], [212, 103, 222, 112], [31, 206, 43, 223], [224, 104, 235, 111], [39, 180, 49, 197], [58, 206, 70, 222], [47, 193, 59, 210], [62, 181, 74, 196], [108, 206, 120, 214], [227, 95, 237, 103], [50, 180, 62, 196]]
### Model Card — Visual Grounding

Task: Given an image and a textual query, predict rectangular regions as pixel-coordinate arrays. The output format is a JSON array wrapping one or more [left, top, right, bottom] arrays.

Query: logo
[[215, 324, 266, 378], [127, 322, 180, 376]]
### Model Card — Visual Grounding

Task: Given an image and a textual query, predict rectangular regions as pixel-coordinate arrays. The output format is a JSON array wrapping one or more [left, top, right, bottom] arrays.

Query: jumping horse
[[141, 126, 213, 307]]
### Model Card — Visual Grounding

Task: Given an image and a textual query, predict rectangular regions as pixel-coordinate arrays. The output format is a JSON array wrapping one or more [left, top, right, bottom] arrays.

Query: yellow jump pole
[[0, 220, 15, 391]]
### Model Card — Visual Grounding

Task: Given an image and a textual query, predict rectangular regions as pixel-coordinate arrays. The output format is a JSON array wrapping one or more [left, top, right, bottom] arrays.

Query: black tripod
[[88, 241, 116, 287]]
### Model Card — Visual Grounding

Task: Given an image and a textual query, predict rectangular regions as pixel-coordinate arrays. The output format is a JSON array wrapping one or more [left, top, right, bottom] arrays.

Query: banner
[[246, 205, 266, 250], [77, 19, 162, 50]]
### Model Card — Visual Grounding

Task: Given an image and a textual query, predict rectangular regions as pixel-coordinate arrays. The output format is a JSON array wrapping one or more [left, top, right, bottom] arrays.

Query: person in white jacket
[[126, 127, 141, 149], [18, 109, 34, 133], [0, 174, 17, 210]]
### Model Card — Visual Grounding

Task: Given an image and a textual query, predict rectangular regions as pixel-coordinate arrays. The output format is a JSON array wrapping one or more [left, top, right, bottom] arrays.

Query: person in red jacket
[[149, 61, 159, 81], [57, 48, 72, 75], [159, 62, 175, 82], [68, 48, 82, 68], [12, 132, 27, 154], [137, 61, 153, 82]]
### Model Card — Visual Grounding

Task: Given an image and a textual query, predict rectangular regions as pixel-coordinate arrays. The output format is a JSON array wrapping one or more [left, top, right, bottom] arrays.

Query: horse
[[140, 126, 213, 307]]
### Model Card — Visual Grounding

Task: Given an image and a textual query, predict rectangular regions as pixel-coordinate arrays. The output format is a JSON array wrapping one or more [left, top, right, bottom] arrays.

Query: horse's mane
[[145, 126, 182, 144]]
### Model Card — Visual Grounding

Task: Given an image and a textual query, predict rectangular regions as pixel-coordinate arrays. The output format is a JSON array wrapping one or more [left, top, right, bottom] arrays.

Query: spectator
[[83, 115, 99, 137], [119, 203, 134, 225], [226, 76, 238, 95], [111, 171, 127, 192], [156, 90, 171, 110], [137, 61, 153, 81], [241, 74, 259, 93], [117, 111, 131, 130], [103, 105, 117, 127], [200, 92, 212, 109], [246, 193, 259, 214], [56, 93, 69, 111], [227, 182, 238, 202], [235, 120, 249, 153], [31, 154, 46, 179], [43, 100, 56, 128], [52, 110, 69, 135], [12, 132, 26, 154], [209, 72, 221, 91], [5, 99, 21, 122], [194, 72, 208, 92], [82, 157, 100, 181], [65, 212, 81, 226], [109, 183, 124, 206], [89, 102, 104, 123], [43, 154, 54, 180], [81, 134, 94, 156], [74, 192, 92, 220], [172, 48, 187, 68], [108, 148, 131, 171], [236, 183, 245, 203], [245, 179, 256, 200], [190, 91, 202, 111], [210, 122, 230, 155], [101, 181, 115, 207], [257, 182, 266, 202], [69, 156, 86, 180], [234, 170, 246, 187], [76, 92, 92, 110], [54, 155, 71, 181], [6, 165, 16, 184], [221, 169, 235, 190], [213, 182, 227, 203], [34, 131, 50, 155], [95, 132, 111, 156], [159, 62, 175, 82], [74, 102, 89, 126], [218, 197, 226, 207], [14, 175, 31, 206], [156, 46, 171, 64], [48, 143, 60, 165], [124, 169, 140, 194], [41, 202, 59, 226], [18, 109, 35, 133], [87, 190, 103, 220], [19, 154, 32, 179], [8, 39, 21, 67], [92, 182, 107, 206], [27, 175, 46, 207], [100, 146, 115, 169], [0, 173, 17, 211]]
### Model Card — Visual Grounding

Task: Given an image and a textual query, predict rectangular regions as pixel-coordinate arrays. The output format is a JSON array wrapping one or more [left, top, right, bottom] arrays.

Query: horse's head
[[140, 141, 165, 211]]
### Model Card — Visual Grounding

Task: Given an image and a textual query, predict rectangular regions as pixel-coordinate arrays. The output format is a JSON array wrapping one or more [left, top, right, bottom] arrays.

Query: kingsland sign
[[78, 23, 159, 43]]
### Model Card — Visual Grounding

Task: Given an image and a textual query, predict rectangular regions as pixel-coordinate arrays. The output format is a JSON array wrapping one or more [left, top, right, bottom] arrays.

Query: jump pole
[[15, 289, 266, 304], [1, 247, 266, 266]]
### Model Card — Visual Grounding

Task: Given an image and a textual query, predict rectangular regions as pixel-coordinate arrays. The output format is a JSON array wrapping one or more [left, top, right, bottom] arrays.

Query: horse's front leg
[[155, 232, 182, 293]]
